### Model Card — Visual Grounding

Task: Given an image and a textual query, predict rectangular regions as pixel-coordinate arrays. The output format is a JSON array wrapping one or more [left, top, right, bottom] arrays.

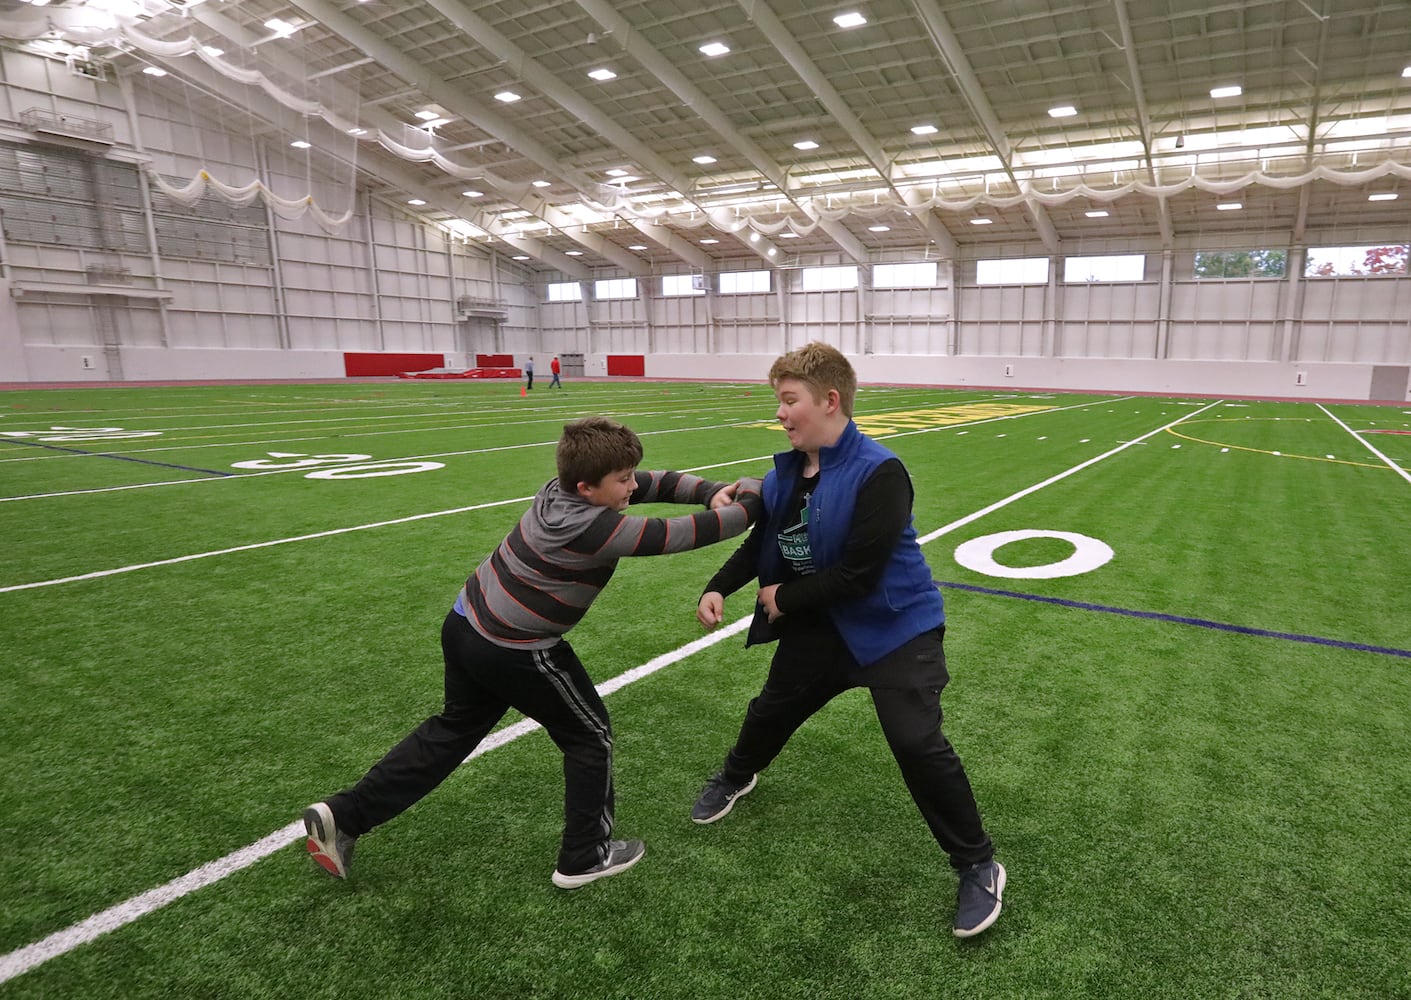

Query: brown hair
[[767, 341, 858, 417], [557, 416, 644, 490]]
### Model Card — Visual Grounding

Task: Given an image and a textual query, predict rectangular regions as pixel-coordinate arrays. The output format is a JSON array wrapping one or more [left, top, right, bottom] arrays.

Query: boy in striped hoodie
[[305, 416, 762, 889]]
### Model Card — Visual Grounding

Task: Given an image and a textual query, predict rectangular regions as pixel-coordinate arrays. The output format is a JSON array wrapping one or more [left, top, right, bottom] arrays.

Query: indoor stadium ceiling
[[5, 0, 1411, 276]]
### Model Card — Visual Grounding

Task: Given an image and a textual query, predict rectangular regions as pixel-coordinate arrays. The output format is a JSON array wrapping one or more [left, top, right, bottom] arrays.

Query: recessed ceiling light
[[1403, 66, 1411, 78], [779, 232, 800, 239], [202, 46, 224, 57], [495, 91, 522, 103], [512, 255, 530, 261], [462, 190, 484, 198], [749, 232, 760, 242], [700, 42, 731, 57], [1210, 85, 1242, 99], [1368, 192, 1399, 201], [290, 140, 311, 149], [693, 154, 717, 164], [868, 225, 890, 232], [348, 127, 367, 136], [833, 12, 867, 28], [700, 238, 720, 244], [1085, 210, 1109, 218], [264, 17, 297, 35], [605, 168, 629, 177], [1048, 105, 1078, 118], [628, 245, 648, 250], [415, 110, 440, 120], [142, 66, 167, 76], [532, 180, 552, 188], [1216, 202, 1242, 211], [911, 124, 938, 135], [794, 140, 819, 150], [564, 250, 584, 256], [588, 68, 617, 81], [969, 217, 993, 225], [407, 199, 426, 206]]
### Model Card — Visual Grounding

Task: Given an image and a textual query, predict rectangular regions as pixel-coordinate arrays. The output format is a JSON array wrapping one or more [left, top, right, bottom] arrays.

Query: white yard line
[[0, 398, 1212, 982], [1316, 403, 1411, 486]]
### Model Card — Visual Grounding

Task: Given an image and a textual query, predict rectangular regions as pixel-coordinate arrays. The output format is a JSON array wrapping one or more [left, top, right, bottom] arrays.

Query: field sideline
[[2, 379, 1409, 998]]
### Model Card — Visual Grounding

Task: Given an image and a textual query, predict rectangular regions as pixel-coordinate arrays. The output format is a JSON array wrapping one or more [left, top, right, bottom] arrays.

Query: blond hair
[[768, 341, 857, 417], [557, 416, 644, 490]]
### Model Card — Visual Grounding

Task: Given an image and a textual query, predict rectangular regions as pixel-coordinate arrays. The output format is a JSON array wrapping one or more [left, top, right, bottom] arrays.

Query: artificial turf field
[[2, 378, 1409, 999]]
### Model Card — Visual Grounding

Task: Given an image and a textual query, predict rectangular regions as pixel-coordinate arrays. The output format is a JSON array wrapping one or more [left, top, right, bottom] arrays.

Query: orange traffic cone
[[521, 385, 527, 397]]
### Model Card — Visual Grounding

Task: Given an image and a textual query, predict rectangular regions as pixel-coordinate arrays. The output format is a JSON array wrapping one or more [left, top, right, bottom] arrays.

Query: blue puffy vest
[[756, 420, 944, 666]]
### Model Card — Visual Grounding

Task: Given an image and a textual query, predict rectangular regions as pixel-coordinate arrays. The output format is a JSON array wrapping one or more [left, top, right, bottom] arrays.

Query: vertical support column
[[1044, 254, 1062, 358], [1154, 249, 1174, 360], [117, 72, 171, 349], [362, 191, 385, 351], [946, 259, 960, 356], [1279, 247, 1307, 363], [859, 262, 873, 355], [256, 146, 291, 351], [776, 267, 792, 353], [0, 206, 31, 381], [580, 281, 594, 355]]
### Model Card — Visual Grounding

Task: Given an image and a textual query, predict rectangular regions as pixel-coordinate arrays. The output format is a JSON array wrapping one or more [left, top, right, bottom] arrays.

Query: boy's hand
[[758, 583, 783, 622], [697, 592, 725, 630], [709, 482, 739, 509]]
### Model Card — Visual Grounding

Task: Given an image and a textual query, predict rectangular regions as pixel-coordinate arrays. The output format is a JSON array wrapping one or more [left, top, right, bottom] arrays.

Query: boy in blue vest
[[691, 342, 1005, 938]]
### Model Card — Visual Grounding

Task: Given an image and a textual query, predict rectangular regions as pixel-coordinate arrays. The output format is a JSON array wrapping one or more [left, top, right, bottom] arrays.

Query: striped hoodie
[[456, 471, 762, 649]]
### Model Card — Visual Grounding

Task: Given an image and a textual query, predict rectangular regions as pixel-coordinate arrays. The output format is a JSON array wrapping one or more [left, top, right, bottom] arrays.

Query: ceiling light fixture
[[290, 140, 311, 149], [768, 248, 777, 256], [1210, 85, 1242, 99], [494, 91, 522, 103], [587, 68, 617, 81], [700, 42, 730, 57], [833, 12, 867, 28], [414, 110, 439, 120], [700, 238, 720, 244], [605, 168, 629, 177], [794, 140, 819, 150], [1216, 202, 1242, 211], [142, 66, 167, 76], [407, 199, 426, 206], [1085, 210, 1109, 218], [532, 180, 551, 188], [1368, 192, 1399, 201], [263, 17, 298, 36], [202, 46, 224, 57], [868, 225, 890, 232], [512, 255, 530, 261], [1048, 105, 1078, 118], [779, 232, 800, 239], [462, 190, 484, 198], [564, 250, 584, 256], [911, 124, 938, 135], [969, 217, 993, 225], [628, 245, 648, 250], [1403, 66, 1411, 78], [693, 154, 717, 164], [348, 128, 367, 136]]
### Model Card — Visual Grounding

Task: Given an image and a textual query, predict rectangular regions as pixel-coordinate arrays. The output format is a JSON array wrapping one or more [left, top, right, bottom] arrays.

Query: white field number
[[231, 452, 446, 479], [0, 426, 163, 442]]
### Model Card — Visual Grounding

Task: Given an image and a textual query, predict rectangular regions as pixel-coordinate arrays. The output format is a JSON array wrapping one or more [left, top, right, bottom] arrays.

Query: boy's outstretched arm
[[629, 470, 738, 509], [696, 499, 766, 629], [568, 478, 763, 560]]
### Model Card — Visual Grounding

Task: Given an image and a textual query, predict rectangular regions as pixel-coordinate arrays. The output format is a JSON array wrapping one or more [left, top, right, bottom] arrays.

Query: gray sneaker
[[691, 771, 758, 824], [303, 802, 356, 879], [552, 839, 647, 889], [953, 860, 1006, 938]]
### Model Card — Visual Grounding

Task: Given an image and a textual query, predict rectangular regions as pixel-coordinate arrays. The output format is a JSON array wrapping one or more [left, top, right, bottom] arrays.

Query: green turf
[[2, 381, 1409, 998]]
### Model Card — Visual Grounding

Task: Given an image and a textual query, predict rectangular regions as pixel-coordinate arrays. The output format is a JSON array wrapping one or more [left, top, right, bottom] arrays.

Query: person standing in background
[[550, 355, 563, 389], [525, 357, 535, 391]]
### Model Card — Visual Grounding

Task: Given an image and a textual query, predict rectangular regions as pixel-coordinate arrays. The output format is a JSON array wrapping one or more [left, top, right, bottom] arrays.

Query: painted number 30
[[230, 452, 445, 479]]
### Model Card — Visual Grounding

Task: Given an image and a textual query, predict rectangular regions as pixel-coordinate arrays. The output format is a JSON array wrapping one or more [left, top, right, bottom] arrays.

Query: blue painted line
[[4, 438, 235, 477], [936, 580, 1411, 660]]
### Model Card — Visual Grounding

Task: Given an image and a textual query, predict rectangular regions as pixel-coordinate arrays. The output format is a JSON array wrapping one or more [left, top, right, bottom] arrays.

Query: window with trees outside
[[1304, 245, 1408, 277], [1193, 250, 1287, 278]]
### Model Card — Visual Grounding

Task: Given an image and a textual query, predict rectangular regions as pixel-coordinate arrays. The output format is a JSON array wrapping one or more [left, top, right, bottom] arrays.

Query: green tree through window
[[1193, 249, 1287, 278]]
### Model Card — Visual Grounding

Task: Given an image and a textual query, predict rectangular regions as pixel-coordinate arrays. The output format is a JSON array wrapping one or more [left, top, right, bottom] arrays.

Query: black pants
[[526, 372, 534, 389], [328, 611, 614, 874], [721, 624, 992, 869]]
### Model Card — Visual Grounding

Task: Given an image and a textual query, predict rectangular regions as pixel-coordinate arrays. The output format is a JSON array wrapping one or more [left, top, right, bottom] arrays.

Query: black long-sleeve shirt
[[703, 459, 913, 628]]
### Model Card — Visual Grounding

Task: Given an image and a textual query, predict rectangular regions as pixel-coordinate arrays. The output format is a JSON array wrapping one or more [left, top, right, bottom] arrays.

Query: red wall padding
[[606, 355, 646, 377], [476, 354, 514, 367], [344, 352, 445, 377]]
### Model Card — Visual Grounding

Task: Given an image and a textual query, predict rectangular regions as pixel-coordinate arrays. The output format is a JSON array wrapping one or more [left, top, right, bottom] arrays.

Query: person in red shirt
[[550, 355, 563, 389]]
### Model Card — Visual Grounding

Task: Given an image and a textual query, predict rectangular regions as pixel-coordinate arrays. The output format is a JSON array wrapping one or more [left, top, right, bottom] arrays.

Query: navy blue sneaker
[[691, 772, 758, 824], [953, 860, 1006, 938]]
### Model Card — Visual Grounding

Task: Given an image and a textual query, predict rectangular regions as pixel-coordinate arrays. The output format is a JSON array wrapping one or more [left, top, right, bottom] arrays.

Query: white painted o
[[305, 462, 445, 479], [953, 529, 1113, 580]]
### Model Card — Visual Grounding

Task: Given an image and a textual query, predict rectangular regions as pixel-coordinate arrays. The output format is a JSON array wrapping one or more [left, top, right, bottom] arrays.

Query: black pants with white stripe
[[328, 610, 614, 875], [720, 624, 993, 870]]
